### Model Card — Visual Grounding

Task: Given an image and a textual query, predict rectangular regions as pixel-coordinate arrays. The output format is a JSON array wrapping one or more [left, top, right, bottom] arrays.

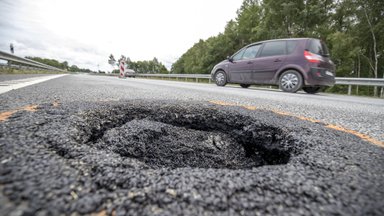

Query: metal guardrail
[[0, 64, 49, 71], [136, 73, 384, 96], [0, 50, 63, 71], [335, 77, 384, 87], [136, 73, 211, 83], [137, 73, 210, 79], [336, 77, 384, 96]]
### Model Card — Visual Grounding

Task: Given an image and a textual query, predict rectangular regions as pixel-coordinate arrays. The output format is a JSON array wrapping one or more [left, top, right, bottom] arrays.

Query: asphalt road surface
[[0, 74, 383, 215]]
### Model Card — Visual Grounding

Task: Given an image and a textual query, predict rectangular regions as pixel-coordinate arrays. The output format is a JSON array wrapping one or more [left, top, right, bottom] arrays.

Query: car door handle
[[247, 61, 253, 64], [274, 59, 282, 62]]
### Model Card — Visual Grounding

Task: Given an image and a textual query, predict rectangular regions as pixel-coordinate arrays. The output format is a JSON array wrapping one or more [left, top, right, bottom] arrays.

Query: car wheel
[[279, 70, 303, 93], [303, 87, 322, 94], [240, 84, 251, 88], [215, 71, 227, 86]]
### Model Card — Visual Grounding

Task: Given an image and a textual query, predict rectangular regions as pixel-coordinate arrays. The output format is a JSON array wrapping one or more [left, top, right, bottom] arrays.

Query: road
[[2, 74, 383, 142], [0, 74, 383, 215]]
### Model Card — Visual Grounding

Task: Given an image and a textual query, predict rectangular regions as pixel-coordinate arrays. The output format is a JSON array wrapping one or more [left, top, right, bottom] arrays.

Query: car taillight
[[304, 50, 322, 63]]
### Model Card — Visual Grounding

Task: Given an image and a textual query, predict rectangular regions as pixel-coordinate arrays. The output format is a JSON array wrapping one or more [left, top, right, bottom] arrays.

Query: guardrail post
[[209, 78, 211, 84], [348, 85, 352, 95], [196, 78, 198, 83]]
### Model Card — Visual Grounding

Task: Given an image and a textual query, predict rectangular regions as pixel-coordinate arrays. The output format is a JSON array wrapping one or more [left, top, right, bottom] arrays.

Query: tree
[[125, 57, 168, 74], [62, 61, 69, 71], [170, 0, 383, 97], [108, 54, 116, 67], [359, 0, 380, 96], [119, 55, 126, 63], [69, 65, 79, 72], [125, 57, 132, 68]]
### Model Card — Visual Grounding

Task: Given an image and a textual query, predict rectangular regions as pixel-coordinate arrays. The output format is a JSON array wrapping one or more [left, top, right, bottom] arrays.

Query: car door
[[228, 44, 261, 83], [248, 41, 287, 84]]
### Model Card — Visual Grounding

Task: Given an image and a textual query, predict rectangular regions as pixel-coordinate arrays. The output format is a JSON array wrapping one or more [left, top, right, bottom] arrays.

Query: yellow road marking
[[209, 100, 384, 148], [0, 105, 38, 122]]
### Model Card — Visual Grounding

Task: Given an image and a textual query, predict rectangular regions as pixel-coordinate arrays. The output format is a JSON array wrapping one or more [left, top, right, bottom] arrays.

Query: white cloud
[[0, 0, 243, 71]]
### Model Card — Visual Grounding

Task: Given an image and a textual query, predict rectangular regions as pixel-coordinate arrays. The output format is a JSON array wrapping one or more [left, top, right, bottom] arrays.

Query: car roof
[[247, 38, 311, 47]]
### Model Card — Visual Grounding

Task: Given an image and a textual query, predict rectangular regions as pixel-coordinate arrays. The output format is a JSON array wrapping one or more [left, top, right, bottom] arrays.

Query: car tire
[[240, 84, 251, 88], [215, 71, 227, 86], [279, 70, 303, 93], [303, 86, 322, 94]]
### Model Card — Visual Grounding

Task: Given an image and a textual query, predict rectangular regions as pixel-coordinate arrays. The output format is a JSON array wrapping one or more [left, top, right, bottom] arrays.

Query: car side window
[[242, 44, 262, 60], [232, 49, 245, 61], [259, 41, 286, 57], [287, 41, 298, 54]]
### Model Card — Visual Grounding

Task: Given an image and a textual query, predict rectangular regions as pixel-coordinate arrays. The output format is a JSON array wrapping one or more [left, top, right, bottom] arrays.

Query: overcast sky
[[0, 0, 243, 71]]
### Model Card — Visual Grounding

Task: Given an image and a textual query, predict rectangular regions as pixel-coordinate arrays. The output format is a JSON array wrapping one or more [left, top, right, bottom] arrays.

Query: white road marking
[[0, 74, 68, 94]]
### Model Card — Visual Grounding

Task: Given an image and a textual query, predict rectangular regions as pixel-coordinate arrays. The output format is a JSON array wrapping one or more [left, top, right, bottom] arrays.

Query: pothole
[[73, 103, 298, 169]]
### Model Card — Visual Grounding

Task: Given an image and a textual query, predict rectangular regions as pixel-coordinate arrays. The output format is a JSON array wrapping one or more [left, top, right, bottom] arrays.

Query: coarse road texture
[[0, 74, 383, 216]]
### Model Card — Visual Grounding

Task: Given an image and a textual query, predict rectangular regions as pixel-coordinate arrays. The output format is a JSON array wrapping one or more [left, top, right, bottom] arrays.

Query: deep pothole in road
[[74, 103, 298, 169]]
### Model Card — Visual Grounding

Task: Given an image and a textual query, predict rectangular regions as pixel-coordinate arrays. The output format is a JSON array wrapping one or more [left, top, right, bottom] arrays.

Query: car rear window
[[308, 39, 329, 56], [259, 41, 286, 57]]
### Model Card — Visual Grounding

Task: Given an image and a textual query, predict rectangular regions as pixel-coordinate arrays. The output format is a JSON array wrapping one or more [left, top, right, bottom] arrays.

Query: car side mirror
[[227, 56, 233, 62]]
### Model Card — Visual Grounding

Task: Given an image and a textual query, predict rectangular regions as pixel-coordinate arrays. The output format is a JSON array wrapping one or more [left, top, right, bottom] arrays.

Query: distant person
[[10, 43, 14, 54]]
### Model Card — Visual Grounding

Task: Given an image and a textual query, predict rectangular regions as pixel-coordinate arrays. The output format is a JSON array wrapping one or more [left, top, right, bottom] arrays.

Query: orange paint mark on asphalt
[[209, 100, 257, 111], [270, 110, 383, 147], [90, 210, 106, 216], [296, 116, 322, 124], [52, 100, 60, 107], [209, 100, 384, 148], [242, 105, 257, 110], [270, 110, 291, 116], [0, 110, 17, 122], [0, 105, 38, 122], [209, 100, 237, 106], [23, 105, 38, 112], [91, 210, 116, 216], [325, 124, 384, 147]]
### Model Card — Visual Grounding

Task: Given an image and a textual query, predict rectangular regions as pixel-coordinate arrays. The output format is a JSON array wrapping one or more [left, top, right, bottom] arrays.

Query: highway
[[2, 74, 383, 142], [1, 74, 383, 215]]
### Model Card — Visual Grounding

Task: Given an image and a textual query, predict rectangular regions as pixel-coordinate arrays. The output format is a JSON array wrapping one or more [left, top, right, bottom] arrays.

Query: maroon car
[[211, 38, 336, 93]]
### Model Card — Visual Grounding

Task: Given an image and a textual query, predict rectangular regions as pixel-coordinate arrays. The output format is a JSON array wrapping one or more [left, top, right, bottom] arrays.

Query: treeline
[[171, 0, 383, 96], [109, 55, 168, 74], [129, 57, 168, 74], [26, 57, 94, 72]]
